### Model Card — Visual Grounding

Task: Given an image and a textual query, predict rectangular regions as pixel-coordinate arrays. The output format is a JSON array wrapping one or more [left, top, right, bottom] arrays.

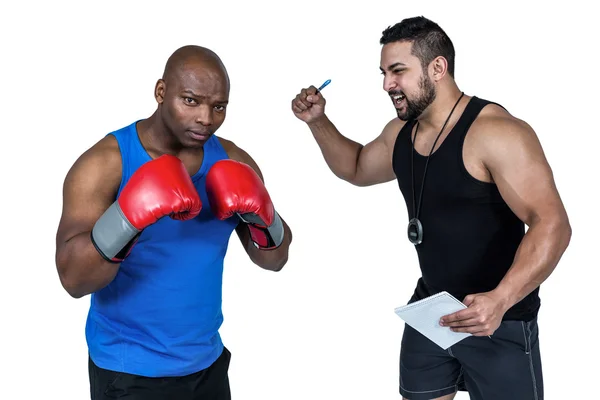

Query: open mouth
[[391, 93, 406, 105]]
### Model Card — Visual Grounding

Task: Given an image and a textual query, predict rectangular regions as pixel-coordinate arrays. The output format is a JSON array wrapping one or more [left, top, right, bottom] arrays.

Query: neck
[[137, 111, 184, 156], [417, 85, 464, 131]]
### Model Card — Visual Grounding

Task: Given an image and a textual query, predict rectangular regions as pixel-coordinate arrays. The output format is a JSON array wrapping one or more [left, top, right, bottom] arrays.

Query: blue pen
[[315, 79, 331, 94]]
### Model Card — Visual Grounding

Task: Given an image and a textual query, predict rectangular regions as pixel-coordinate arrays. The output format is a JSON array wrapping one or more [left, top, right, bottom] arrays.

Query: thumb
[[463, 294, 476, 306], [306, 93, 322, 104]]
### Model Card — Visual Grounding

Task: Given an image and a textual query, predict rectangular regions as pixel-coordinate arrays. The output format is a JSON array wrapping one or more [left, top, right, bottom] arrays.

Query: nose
[[383, 75, 397, 93], [195, 105, 213, 126]]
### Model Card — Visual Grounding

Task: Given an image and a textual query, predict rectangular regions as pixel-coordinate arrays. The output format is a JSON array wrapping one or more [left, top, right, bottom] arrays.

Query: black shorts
[[399, 318, 543, 400], [89, 347, 232, 400]]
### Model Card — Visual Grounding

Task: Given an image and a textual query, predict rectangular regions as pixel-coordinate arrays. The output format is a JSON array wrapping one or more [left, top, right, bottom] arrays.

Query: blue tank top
[[85, 121, 239, 377]]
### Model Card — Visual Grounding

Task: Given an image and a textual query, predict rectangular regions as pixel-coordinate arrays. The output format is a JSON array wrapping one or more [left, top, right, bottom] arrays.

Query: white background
[[1, 1, 598, 399]]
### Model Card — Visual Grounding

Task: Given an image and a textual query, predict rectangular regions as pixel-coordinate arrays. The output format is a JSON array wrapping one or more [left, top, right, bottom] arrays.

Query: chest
[[393, 130, 497, 210]]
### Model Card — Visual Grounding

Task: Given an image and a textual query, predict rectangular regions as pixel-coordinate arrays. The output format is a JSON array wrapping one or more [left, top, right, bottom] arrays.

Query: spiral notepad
[[394, 291, 472, 349]]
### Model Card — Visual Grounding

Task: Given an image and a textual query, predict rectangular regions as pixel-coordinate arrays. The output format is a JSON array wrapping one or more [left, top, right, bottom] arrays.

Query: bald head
[[161, 45, 230, 90]]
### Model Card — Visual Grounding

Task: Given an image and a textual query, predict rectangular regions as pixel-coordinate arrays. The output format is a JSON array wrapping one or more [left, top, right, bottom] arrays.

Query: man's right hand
[[91, 154, 202, 263], [291, 85, 326, 123]]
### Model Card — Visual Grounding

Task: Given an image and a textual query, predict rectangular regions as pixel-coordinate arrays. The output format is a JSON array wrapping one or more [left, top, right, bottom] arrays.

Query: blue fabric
[[85, 121, 239, 377]]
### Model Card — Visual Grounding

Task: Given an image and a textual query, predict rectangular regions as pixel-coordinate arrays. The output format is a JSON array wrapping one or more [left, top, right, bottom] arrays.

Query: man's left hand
[[439, 291, 510, 336]]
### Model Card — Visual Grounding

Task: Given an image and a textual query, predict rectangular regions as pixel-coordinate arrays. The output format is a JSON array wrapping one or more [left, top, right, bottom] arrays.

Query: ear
[[430, 56, 448, 82], [155, 79, 166, 104]]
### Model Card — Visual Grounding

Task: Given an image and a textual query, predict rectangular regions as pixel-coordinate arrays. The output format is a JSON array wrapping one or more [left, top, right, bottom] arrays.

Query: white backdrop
[[1, 1, 598, 399]]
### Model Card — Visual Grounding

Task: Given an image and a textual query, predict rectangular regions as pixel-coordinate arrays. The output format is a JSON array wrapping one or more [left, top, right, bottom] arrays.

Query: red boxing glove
[[206, 159, 284, 249], [91, 154, 202, 262]]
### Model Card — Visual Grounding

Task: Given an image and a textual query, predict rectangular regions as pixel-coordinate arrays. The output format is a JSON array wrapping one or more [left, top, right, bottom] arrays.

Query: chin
[[182, 131, 213, 148], [185, 138, 209, 149], [395, 108, 409, 121]]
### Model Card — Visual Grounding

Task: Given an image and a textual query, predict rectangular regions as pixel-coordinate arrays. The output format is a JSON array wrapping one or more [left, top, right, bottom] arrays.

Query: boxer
[[55, 45, 292, 400]]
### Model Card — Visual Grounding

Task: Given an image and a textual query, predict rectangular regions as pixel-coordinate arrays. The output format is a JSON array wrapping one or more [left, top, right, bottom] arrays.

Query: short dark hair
[[380, 16, 455, 77]]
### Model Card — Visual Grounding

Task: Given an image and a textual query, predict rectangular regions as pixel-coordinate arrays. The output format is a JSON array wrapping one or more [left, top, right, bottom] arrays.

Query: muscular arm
[[55, 136, 123, 298], [481, 116, 572, 310], [220, 139, 293, 271], [306, 116, 402, 186]]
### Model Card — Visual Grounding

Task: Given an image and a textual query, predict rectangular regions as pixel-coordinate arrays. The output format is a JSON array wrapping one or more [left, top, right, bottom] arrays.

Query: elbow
[[542, 213, 572, 254], [331, 170, 356, 185], [56, 252, 88, 299], [553, 210, 572, 250], [331, 164, 364, 187], [63, 284, 87, 299], [271, 254, 289, 272], [337, 172, 368, 187], [560, 218, 573, 251], [258, 254, 289, 272], [251, 248, 289, 272], [350, 179, 373, 187], [57, 270, 87, 299], [57, 267, 87, 299]]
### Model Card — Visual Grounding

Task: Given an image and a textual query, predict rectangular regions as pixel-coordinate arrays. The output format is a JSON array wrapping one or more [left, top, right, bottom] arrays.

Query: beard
[[393, 74, 436, 121]]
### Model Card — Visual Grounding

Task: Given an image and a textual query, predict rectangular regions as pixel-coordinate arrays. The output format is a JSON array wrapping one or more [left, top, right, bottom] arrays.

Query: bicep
[[354, 119, 401, 186], [484, 121, 566, 225], [56, 138, 122, 247]]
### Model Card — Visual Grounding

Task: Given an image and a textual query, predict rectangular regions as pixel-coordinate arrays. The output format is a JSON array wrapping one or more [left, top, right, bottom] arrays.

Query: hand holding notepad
[[394, 291, 472, 349]]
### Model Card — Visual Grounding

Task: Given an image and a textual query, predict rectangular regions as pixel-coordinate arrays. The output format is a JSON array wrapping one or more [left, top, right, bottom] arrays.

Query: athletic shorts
[[399, 318, 543, 399], [89, 347, 231, 400]]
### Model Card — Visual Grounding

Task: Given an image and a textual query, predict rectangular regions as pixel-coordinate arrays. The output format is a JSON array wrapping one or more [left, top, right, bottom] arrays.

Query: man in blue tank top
[[290, 16, 570, 400], [55, 45, 293, 400]]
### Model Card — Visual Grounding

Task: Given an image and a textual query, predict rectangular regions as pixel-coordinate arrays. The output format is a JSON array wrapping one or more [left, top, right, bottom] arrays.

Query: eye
[[393, 69, 404, 74], [184, 97, 197, 105], [214, 105, 226, 112]]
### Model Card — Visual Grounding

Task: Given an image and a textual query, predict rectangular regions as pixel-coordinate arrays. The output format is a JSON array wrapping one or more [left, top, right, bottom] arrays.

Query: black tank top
[[392, 96, 540, 321]]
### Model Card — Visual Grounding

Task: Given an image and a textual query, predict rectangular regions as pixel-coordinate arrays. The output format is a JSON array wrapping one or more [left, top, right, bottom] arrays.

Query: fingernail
[[307, 96, 313, 101]]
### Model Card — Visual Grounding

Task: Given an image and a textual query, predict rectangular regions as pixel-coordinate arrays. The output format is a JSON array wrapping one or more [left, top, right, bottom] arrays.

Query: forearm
[[493, 217, 572, 309], [307, 115, 363, 182], [241, 220, 292, 271], [56, 232, 120, 298]]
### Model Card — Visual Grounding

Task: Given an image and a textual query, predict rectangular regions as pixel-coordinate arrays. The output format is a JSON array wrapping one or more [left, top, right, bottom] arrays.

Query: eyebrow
[[182, 89, 203, 98], [181, 89, 229, 103], [379, 62, 407, 72]]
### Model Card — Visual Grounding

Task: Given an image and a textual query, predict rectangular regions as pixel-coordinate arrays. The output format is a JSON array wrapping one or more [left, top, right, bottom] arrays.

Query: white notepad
[[394, 291, 472, 350]]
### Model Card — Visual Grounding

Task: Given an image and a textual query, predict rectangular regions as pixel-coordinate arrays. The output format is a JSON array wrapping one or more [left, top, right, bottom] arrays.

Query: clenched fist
[[291, 85, 326, 124]]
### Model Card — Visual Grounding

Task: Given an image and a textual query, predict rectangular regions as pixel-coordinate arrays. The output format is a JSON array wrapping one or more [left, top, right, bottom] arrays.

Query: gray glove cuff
[[91, 201, 140, 262], [239, 210, 284, 249]]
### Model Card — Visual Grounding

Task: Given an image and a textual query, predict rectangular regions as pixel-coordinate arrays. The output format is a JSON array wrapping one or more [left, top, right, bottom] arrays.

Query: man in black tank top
[[291, 16, 570, 400]]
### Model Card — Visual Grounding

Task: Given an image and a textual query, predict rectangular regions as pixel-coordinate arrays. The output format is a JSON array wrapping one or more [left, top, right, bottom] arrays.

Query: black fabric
[[392, 96, 540, 321], [89, 347, 232, 400], [399, 318, 543, 400]]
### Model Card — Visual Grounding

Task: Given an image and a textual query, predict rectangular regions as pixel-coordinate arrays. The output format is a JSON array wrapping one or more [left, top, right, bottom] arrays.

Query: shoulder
[[471, 104, 538, 149], [474, 102, 532, 131], [469, 103, 544, 166], [81, 134, 122, 171], [214, 135, 247, 162], [64, 134, 122, 187], [381, 116, 407, 147], [383, 116, 407, 136], [214, 135, 264, 180]]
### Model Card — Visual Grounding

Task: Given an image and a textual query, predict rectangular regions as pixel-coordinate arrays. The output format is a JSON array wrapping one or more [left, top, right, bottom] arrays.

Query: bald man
[[55, 45, 292, 400]]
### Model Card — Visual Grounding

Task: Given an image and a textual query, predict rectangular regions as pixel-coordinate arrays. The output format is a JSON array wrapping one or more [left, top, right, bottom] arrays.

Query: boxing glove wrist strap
[[240, 211, 284, 250], [91, 201, 141, 263]]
